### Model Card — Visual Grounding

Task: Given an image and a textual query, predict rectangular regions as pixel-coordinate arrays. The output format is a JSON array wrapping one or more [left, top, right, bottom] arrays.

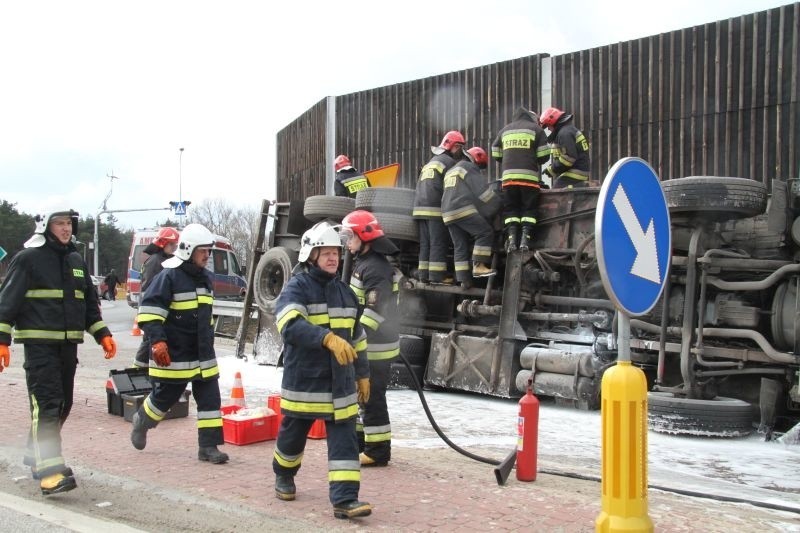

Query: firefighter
[[441, 147, 501, 285], [102, 269, 120, 301], [0, 210, 116, 495], [272, 221, 372, 519], [491, 107, 550, 252], [133, 226, 180, 369], [334, 154, 371, 198], [341, 210, 400, 467], [412, 130, 466, 284], [130, 224, 229, 465], [539, 107, 591, 189]]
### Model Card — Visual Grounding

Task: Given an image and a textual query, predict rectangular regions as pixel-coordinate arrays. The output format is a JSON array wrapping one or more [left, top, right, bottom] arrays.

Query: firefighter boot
[[333, 500, 373, 519], [472, 262, 496, 278], [198, 446, 229, 464], [130, 410, 150, 451], [275, 475, 296, 501], [40, 472, 77, 496], [519, 227, 533, 252], [505, 226, 519, 253]]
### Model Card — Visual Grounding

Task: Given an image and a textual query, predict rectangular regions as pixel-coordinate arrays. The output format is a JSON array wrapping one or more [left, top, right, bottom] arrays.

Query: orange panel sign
[[364, 163, 400, 188]]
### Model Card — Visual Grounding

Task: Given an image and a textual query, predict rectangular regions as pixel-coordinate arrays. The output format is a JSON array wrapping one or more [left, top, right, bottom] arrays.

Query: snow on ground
[[214, 344, 800, 511]]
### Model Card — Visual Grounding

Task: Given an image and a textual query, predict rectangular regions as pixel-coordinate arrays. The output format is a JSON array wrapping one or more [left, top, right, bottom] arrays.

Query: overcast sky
[[0, 0, 790, 231]]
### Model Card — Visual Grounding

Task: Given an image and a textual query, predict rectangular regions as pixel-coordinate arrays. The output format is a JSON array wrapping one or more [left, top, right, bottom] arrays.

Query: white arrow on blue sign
[[595, 157, 672, 316]]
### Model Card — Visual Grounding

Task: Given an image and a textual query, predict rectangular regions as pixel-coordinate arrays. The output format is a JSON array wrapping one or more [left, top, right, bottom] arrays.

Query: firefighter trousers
[[502, 184, 540, 230], [23, 343, 78, 477], [273, 416, 361, 505], [140, 378, 223, 447], [358, 358, 391, 462], [446, 214, 494, 283], [416, 217, 450, 283]]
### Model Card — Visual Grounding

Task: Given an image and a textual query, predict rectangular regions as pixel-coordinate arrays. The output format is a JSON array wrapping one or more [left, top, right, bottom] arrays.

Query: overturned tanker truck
[[252, 176, 800, 438]]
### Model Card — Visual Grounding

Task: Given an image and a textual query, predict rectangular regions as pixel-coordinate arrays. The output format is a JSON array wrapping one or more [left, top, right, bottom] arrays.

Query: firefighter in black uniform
[[441, 147, 502, 286], [334, 154, 371, 198], [0, 210, 116, 495], [273, 221, 372, 519], [341, 210, 400, 467], [539, 107, 591, 188], [130, 223, 229, 465], [412, 130, 466, 284], [133, 226, 180, 369], [491, 107, 551, 252]]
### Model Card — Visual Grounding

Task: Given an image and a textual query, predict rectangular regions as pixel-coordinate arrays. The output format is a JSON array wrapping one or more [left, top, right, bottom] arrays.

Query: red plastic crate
[[221, 405, 278, 445], [267, 394, 326, 439]]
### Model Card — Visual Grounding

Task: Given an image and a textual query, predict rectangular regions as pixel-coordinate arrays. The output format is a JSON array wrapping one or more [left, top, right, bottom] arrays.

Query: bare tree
[[188, 199, 259, 270]]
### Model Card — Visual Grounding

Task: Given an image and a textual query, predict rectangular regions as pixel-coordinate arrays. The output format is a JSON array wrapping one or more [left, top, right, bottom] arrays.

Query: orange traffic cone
[[229, 371, 246, 407], [131, 317, 143, 336]]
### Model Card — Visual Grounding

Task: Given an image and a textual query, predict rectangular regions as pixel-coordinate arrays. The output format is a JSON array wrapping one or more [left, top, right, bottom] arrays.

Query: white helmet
[[298, 221, 343, 263], [162, 223, 215, 268], [24, 210, 79, 248]]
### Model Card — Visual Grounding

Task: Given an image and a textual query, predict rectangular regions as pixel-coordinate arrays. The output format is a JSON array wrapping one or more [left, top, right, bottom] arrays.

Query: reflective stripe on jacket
[[491, 107, 550, 186], [549, 121, 590, 181], [349, 250, 399, 361], [413, 153, 458, 219], [441, 160, 500, 224]]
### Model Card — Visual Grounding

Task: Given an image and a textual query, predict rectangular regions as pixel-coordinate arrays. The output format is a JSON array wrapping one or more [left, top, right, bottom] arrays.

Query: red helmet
[[341, 210, 384, 242], [334, 154, 353, 172], [154, 227, 180, 247], [467, 147, 488, 166], [539, 107, 565, 128], [438, 130, 466, 151]]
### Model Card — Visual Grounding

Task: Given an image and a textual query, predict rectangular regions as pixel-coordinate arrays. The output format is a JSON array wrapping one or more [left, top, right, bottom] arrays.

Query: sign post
[[595, 158, 670, 533]]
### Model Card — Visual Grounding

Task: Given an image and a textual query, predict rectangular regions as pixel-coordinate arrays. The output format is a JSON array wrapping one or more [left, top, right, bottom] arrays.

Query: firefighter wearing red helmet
[[539, 107, 591, 189], [491, 107, 551, 252], [412, 130, 466, 284], [341, 210, 400, 466], [441, 147, 501, 285], [133, 227, 180, 368], [334, 154, 371, 199]]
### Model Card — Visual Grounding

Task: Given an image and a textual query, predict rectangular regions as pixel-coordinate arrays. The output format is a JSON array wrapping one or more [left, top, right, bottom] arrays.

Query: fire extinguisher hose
[[398, 352, 502, 466]]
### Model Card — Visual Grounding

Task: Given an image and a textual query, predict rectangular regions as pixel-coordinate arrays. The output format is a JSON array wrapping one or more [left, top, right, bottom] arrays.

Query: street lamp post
[[179, 147, 185, 224]]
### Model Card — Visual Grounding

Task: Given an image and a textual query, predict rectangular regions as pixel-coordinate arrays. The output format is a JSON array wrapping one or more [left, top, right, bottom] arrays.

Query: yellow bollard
[[595, 360, 653, 532]]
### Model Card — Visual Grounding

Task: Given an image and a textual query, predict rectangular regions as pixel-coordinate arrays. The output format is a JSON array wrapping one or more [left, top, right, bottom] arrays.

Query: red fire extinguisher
[[517, 378, 539, 481]]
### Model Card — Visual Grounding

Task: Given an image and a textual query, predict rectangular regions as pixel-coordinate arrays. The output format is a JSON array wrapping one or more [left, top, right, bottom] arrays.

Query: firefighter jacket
[[413, 152, 459, 219], [140, 244, 173, 293], [441, 160, 501, 224], [275, 265, 369, 422], [335, 168, 371, 198], [137, 262, 217, 384], [491, 107, 551, 188], [547, 119, 590, 182], [0, 239, 110, 346], [348, 250, 400, 362]]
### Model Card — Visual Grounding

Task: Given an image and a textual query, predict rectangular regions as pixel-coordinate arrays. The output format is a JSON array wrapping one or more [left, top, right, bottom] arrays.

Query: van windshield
[[229, 251, 242, 276], [131, 244, 149, 272]]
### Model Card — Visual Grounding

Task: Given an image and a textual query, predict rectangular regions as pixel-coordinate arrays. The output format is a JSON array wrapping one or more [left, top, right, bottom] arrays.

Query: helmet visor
[[339, 227, 355, 246]]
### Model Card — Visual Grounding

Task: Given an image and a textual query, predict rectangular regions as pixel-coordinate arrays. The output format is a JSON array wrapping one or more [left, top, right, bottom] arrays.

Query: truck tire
[[399, 334, 426, 366], [303, 196, 356, 222], [374, 212, 418, 242], [355, 188, 415, 216], [661, 176, 767, 220], [253, 247, 296, 315], [388, 362, 425, 390], [647, 392, 753, 437]]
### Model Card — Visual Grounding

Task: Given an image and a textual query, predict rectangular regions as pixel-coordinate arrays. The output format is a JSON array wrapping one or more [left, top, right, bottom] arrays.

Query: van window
[[228, 251, 242, 276], [212, 249, 229, 275], [131, 245, 149, 272]]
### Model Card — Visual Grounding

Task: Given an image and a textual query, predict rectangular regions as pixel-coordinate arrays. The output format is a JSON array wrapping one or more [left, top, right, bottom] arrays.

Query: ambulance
[[126, 228, 247, 308]]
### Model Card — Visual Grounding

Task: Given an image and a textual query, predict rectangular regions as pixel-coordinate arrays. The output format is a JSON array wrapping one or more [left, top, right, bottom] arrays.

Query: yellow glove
[[151, 341, 171, 367], [100, 336, 117, 360], [357, 377, 370, 404], [322, 332, 357, 366], [0, 344, 9, 372]]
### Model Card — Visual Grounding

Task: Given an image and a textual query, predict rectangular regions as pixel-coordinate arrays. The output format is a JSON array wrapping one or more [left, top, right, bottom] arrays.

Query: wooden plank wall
[[552, 2, 799, 184], [277, 3, 799, 201]]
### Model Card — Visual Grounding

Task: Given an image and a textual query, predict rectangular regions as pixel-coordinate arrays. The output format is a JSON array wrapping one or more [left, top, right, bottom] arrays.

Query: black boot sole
[[41, 476, 77, 496], [275, 490, 296, 501], [333, 503, 372, 519]]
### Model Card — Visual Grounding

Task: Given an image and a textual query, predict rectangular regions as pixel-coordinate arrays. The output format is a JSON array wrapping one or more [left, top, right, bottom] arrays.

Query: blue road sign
[[174, 202, 186, 216], [595, 157, 671, 316]]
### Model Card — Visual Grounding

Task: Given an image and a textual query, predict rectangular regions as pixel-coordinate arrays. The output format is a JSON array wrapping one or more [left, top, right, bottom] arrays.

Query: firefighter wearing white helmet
[[132, 223, 230, 465], [272, 220, 373, 518], [0, 209, 116, 495]]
